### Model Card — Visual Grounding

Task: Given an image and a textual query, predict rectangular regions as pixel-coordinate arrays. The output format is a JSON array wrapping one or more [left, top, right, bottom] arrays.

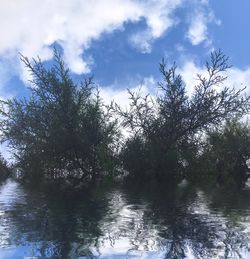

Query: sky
[[0, 0, 250, 97], [0, 0, 250, 157]]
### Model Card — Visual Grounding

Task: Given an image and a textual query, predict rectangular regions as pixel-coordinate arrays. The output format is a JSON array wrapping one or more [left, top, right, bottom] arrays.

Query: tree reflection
[[121, 182, 250, 258], [0, 180, 109, 258], [0, 180, 250, 258]]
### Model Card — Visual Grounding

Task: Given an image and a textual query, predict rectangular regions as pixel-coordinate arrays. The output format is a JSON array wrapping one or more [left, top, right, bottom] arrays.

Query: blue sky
[[0, 0, 250, 107]]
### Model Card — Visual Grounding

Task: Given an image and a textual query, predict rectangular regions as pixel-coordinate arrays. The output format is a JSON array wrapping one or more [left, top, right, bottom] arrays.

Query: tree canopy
[[202, 119, 250, 188], [117, 50, 250, 182], [0, 51, 119, 183], [0, 50, 250, 187]]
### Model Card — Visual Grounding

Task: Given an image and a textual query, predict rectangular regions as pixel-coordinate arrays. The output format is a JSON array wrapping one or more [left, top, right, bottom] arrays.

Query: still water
[[0, 179, 250, 259]]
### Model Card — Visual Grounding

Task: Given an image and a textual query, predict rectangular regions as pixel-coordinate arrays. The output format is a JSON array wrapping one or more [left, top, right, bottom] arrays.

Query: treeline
[[0, 50, 250, 188]]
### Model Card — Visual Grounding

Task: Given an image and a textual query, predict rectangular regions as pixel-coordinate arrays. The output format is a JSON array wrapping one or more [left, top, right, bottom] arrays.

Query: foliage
[[0, 49, 249, 187], [117, 50, 250, 182], [0, 51, 119, 183], [202, 119, 250, 188], [0, 154, 11, 181]]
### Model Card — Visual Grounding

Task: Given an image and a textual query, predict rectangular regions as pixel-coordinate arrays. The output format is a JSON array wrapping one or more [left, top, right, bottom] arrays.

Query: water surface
[[0, 179, 250, 258]]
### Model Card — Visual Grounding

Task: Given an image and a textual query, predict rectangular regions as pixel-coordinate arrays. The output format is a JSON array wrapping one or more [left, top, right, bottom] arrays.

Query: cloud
[[99, 76, 156, 138], [0, 0, 141, 75], [0, 0, 218, 80], [0, 0, 185, 76], [226, 67, 250, 91], [186, 0, 221, 46], [187, 12, 208, 45], [99, 76, 156, 109], [178, 59, 250, 96], [177, 60, 206, 95], [129, 0, 183, 53], [99, 60, 250, 111]]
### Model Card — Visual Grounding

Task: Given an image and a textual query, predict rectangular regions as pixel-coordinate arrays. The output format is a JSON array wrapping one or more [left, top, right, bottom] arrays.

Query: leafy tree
[[203, 119, 250, 188], [0, 51, 119, 183], [117, 51, 250, 182], [0, 154, 11, 181]]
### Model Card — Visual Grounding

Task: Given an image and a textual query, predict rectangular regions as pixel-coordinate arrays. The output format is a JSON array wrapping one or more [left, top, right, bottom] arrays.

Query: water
[[0, 179, 250, 259]]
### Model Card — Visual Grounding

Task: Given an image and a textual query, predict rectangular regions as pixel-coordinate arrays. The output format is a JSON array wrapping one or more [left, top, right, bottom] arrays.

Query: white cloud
[[186, 0, 220, 46], [99, 76, 156, 138], [99, 60, 250, 112], [178, 60, 207, 95], [0, 0, 227, 97], [0, 0, 141, 75], [0, 0, 187, 77], [227, 67, 250, 91], [129, 0, 183, 53], [99, 59, 250, 111], [187, 12, 208, 45], [99, 76, 156, 109], [178, 59, 250, 96]]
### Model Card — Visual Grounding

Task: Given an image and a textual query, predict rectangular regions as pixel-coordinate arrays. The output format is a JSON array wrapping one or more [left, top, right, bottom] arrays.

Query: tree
[[117, 50, 250, 182], [0, 154, 11, 181], [203, 119, 250, 188], [0, 50, 119, 183]]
